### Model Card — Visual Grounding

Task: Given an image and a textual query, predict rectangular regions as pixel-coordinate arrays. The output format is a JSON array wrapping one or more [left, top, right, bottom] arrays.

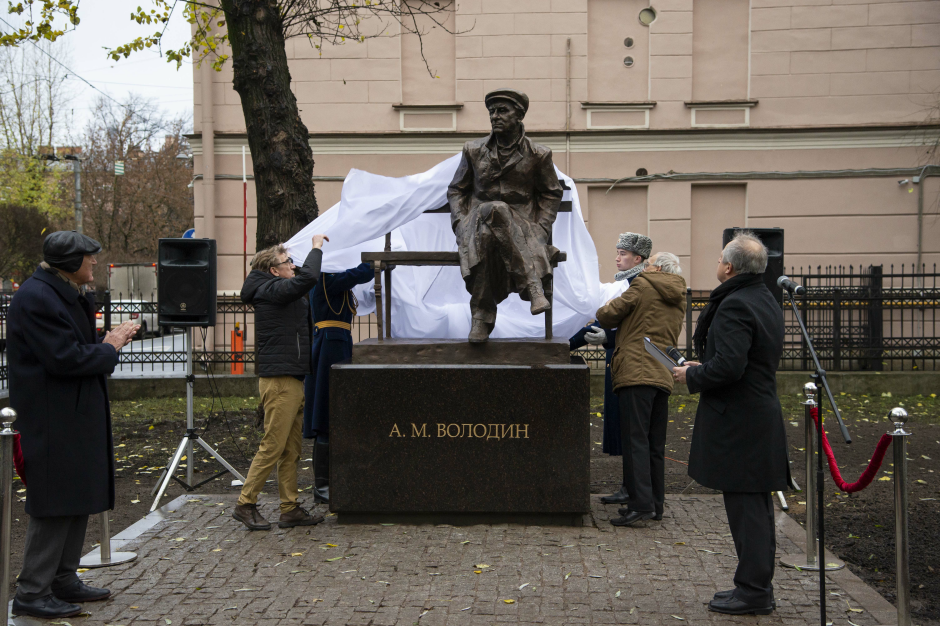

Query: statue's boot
[[468, 319, 491, 343], [313, 438, 330, 504], [528, 282, 551, 315]]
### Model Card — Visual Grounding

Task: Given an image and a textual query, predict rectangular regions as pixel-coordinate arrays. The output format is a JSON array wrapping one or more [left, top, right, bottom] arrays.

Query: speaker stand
[[150, 328, 246, 512]]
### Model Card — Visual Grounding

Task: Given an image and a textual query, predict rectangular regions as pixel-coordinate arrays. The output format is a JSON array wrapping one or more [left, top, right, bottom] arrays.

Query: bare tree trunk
[[220, 0, 318, 251]]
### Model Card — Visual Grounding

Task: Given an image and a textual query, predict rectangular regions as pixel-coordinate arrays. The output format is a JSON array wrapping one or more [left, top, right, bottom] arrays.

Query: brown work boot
[[232, 503, 272, 531], [278, 506, 324, 528], [468, 319, 491, 343]]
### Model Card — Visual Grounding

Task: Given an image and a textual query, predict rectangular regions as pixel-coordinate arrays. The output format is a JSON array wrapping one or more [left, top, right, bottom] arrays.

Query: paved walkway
[[12, 495, 897, 625]]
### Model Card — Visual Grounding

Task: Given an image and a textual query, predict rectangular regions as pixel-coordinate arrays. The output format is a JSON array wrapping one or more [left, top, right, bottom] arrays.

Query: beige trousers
[[237, 376, 304, 513]]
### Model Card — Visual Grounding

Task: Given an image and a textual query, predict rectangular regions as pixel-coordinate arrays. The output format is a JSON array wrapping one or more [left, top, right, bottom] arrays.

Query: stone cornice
[[187, 125, 940, 156]]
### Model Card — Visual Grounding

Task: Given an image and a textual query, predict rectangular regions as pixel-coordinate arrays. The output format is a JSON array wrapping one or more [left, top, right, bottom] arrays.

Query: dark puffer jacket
[[241, 248, 322, 377]]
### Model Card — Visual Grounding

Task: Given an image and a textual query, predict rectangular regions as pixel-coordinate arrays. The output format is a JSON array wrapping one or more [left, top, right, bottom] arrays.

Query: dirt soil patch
[[589, 389, 940, 625]]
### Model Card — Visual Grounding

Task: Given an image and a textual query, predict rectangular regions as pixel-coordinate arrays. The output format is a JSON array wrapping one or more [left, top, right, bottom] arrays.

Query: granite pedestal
[[330, 339, 590, 525]]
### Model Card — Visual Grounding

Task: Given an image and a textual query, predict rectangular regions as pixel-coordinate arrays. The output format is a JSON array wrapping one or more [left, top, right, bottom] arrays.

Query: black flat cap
[[484, 88, 529, 115], [43, 231, 102, 273]]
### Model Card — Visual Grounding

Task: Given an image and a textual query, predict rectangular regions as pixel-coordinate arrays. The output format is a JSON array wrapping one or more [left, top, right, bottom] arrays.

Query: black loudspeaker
[[158, 238, 217, 327], [722, 227, 784, 302]]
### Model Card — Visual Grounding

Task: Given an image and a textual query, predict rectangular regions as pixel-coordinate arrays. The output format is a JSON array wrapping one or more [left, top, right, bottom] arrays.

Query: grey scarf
[[614, 263, 645, 283]]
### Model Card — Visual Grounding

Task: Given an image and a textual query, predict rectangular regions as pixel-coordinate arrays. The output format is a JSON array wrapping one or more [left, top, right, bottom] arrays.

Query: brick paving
[[32, 495, 895, 626]]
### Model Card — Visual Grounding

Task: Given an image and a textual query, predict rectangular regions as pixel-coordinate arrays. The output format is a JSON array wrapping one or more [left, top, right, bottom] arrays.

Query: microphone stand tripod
[[783, 287, 852, 626]]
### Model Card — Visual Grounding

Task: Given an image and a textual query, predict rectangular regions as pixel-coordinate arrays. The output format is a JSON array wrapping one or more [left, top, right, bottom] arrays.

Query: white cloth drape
[[284, 154, 627, 339]]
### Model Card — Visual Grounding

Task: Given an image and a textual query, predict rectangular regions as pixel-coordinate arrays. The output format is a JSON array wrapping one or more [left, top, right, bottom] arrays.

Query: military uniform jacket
[[303, 262, 374, 438]]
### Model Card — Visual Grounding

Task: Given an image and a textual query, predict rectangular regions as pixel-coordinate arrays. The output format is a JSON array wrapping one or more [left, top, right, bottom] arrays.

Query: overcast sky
[[11, 0, 196, 142]]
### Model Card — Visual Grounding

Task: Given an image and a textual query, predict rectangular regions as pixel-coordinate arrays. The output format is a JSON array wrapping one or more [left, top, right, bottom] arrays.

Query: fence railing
[[91, 291, 256, 376], [574, 264, 939, 373], [0, 263, 935, 391]]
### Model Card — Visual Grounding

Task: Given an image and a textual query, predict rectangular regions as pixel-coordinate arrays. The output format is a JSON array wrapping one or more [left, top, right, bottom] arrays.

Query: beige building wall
[[191, 0, 940, 293]]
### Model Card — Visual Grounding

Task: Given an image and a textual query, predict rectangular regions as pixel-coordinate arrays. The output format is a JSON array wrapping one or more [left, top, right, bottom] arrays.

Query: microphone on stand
[[777, 275, 806, 296], [666, 347, 688, 366]]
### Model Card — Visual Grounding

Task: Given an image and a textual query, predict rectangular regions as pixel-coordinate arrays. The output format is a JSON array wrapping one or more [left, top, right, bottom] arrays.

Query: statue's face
[[488, 101, 523, 136]]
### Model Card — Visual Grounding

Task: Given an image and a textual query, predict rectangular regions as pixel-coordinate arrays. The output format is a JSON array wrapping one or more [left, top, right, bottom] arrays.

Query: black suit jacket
[[686, 280, 790, 492]]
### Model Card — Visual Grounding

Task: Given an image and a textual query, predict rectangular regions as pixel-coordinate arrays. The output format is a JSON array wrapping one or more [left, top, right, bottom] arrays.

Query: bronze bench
[[361, 181, 572, 342]]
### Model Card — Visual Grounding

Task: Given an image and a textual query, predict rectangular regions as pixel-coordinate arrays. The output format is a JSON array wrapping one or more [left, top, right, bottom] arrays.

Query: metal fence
[[773, 264, 939, 372], [574, 264, 940, 372], [90, 291, 257, 376], [0, 263, 936, 392]]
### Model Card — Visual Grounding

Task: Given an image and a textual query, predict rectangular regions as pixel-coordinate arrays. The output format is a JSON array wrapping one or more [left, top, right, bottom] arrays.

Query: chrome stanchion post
[[78, 511, 137, 569], [0, 408, 18, 626], [780, 382, 844, 572], [100, 513, 111, 562], [889, 407, 911, 626], [804, 382, 818, 568]]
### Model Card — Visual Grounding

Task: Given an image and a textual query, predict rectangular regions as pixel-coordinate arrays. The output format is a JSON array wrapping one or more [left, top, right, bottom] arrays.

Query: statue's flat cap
[[484, 89, 529, 114], [43, 231, 102, 266]]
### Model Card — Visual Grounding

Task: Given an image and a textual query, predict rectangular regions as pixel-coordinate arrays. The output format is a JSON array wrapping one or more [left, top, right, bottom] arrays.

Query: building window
[[624, 56, 635, 68], [638, 8, 656, 25]]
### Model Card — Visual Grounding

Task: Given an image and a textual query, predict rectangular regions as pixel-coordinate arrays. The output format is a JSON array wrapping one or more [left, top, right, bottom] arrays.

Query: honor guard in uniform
[[303, 261, 374, 504]]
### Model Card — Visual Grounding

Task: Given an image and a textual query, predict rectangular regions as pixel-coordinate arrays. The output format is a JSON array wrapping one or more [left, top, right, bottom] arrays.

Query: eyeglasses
[[274, 259, 294, 268]]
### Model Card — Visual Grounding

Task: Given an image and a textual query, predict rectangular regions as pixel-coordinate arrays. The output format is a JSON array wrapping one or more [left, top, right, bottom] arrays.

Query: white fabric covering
[[284, 154, 628, 339]]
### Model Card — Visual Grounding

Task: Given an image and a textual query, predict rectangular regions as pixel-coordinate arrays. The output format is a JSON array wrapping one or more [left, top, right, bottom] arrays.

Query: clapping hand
[[103, 321, 139, 351]]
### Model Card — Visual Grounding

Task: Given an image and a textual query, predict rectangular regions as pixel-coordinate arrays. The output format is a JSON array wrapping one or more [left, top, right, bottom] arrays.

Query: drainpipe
[[200, 58, 216, 242], [565, 37, 571, 176], [915, 165, 939, 273], [199, 57, 216, 352]]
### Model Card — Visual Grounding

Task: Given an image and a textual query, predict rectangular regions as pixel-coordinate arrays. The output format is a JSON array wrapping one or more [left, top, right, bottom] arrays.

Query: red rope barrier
[[809, 407, 893, 493]]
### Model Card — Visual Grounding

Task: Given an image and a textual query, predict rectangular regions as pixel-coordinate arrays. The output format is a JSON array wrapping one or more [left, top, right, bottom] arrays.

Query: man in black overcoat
[[673, 232, 789, 616], [8, 231, 138, 619]]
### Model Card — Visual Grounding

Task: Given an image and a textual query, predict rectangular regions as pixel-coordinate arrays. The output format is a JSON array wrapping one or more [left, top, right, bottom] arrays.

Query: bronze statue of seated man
[[447, 88, 564, 343]]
